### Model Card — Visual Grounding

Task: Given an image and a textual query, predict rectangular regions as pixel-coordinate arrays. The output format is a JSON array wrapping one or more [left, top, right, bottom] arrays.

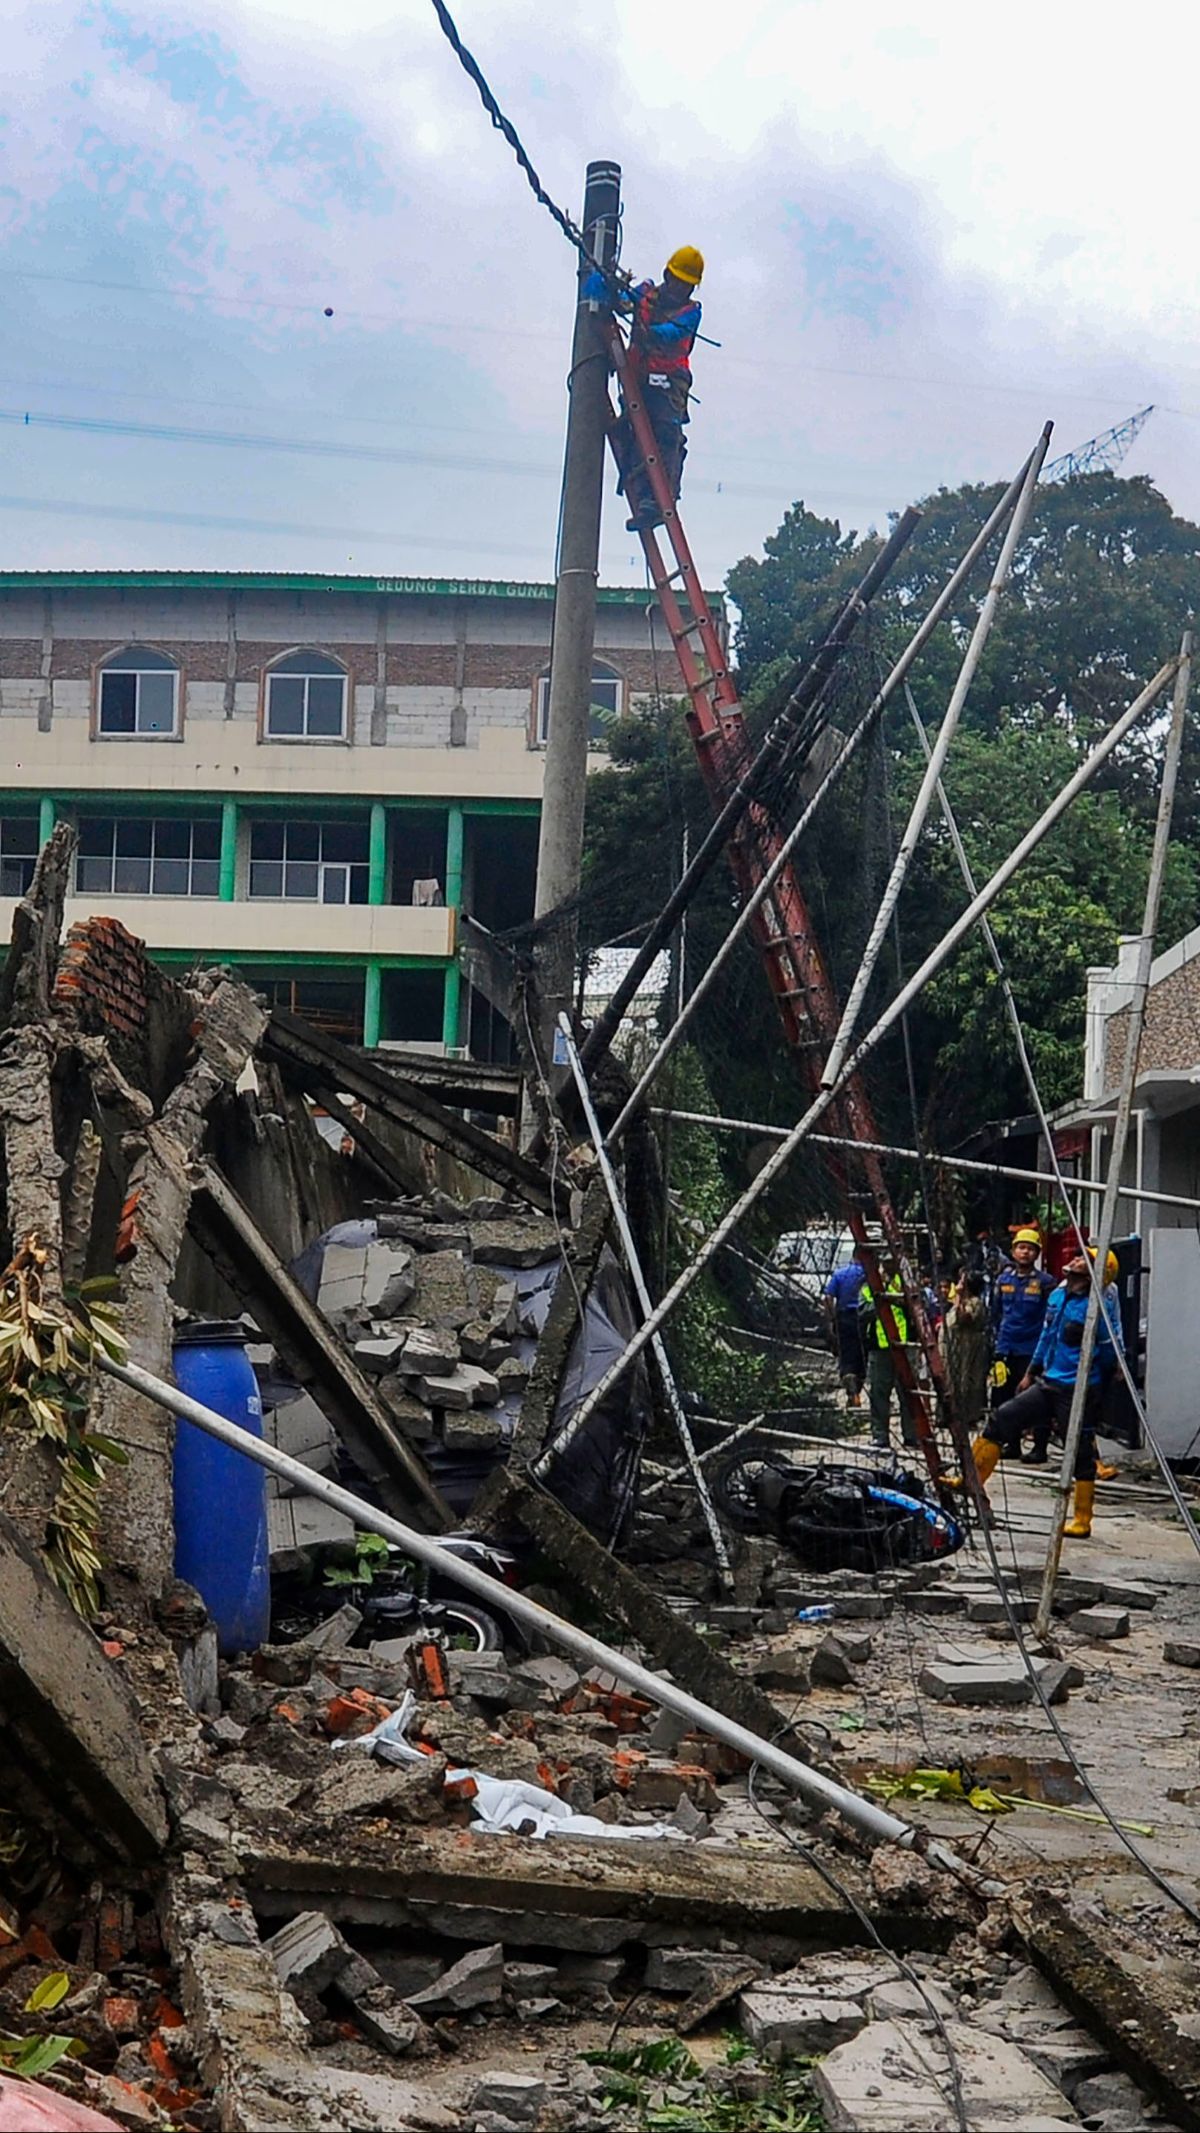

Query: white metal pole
[[1033, 631, 1193, 1638], [540, 658, 1179, 1454], [820, 425, 1051, 1090], [603, 458, 1036, 1150], [98, 1350, 993, 1880], [648, 1107, 1200, 1220], [557, 1015, 735, 1590]]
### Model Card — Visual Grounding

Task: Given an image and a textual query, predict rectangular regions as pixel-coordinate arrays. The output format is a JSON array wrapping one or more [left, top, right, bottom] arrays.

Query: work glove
[[581, 269, 612, 305], [989, 1359, 1008, 1391]]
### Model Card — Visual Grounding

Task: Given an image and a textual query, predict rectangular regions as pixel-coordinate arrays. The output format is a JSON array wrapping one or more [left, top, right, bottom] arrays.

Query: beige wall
[[0, 712, 548, 803], [2, 892, 454, 961]]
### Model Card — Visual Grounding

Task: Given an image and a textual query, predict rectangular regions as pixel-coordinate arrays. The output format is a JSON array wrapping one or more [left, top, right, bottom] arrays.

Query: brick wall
[[6, 634, 669, 700], [52, 916, 194, 1101], [1102, 956, 1200, 1091]]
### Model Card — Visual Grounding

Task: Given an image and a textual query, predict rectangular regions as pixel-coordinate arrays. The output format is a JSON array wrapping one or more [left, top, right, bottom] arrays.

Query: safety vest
[[862, 1276, 907, 1350], [632, 283, 698, 381]]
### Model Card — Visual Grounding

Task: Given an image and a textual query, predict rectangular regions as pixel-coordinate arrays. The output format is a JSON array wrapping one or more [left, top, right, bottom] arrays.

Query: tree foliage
[[583, 471, 1200, 1211]]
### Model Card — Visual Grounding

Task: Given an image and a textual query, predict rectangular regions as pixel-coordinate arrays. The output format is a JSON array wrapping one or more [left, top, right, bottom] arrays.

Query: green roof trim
[[0, 568, 720, 607]]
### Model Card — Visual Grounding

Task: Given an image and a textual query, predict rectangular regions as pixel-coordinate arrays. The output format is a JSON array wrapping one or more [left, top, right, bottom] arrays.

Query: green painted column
[[219, 799, 238, 901], [442, 804, 464, 1052], [363, 959, 382, 1049], [368, 802, 387, 905], [441, 959, 461, 1053], [444, 803, 464, 909], [37, 796, 56, 848]]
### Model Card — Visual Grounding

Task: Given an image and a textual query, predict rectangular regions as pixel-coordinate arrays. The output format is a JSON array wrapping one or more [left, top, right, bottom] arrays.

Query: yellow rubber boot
[[1063, 1479, 1095, 1539], [946, 1436, 1002, 1492]]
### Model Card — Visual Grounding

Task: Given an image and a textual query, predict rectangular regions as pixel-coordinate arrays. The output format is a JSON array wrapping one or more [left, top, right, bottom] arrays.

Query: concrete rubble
[[0, 863, 1194, 2133]]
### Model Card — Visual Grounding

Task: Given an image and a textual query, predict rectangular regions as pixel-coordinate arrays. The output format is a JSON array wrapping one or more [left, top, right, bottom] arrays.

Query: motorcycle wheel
[[428, 1602, 503, 1652], [710, 1440, 791, 1532]]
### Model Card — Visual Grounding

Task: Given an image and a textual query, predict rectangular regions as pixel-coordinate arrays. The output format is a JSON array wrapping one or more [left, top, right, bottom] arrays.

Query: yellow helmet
[[1085, 1244, 1121, 1285], [665, 245, 704, 287], [1012, 1226, 1041, 1248]]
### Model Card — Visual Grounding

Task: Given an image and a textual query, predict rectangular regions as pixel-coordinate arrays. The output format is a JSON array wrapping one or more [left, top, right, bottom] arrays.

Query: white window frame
[[74, 816, 222, 898], [263, 651, 349, 742], [95, 647, 181, 739], [247, 819, 370, 905], [536, 663, 624, 747]]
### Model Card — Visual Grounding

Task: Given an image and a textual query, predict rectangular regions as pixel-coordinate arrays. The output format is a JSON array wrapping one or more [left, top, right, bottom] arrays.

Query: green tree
[[582, 470, 1200, 1216]]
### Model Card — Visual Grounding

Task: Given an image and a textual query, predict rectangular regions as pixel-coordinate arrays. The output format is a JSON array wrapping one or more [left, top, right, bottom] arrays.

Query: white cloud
[[0, 0, 1197, 578]]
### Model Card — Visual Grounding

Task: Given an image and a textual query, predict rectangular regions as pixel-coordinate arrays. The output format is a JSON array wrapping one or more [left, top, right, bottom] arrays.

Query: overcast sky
[[2, 0, 1197, 587]]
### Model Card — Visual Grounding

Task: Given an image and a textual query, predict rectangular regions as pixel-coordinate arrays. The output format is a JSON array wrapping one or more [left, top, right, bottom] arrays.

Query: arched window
[[96, 646, 180, 738], [265, 651, 348, 740], [536, 661, 623, 747]]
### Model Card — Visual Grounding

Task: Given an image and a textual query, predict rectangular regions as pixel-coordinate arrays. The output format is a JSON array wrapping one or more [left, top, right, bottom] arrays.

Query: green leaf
[[80, 1434, 129, 1464], [25, 1971, 71, 2012], [14, 2034, 79, 2076]]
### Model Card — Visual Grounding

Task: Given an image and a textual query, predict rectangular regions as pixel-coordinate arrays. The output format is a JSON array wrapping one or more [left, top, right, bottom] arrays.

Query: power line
[[3, 266, 1189, 430], [0, 403, 893, 509], [425, 0, 603, 270]]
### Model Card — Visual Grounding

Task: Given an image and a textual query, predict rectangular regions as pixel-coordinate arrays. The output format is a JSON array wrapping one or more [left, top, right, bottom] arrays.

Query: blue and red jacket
[[1030, 1281, 1122, 1390], [991, 1262, 1055, 1357], [629, 280, 701, 383]]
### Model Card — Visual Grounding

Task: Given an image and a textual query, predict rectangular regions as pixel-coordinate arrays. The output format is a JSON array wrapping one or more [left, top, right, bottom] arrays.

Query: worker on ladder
[[587, 246, 705, 531]]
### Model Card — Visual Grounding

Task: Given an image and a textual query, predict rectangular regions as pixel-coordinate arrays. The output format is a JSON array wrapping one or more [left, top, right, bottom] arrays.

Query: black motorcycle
[[712, 1442, 964, 1574], [273, 1535, 519, 1652]]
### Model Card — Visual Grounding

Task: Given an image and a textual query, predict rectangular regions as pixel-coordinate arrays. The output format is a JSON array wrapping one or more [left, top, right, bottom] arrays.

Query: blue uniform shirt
[[825, 1261, 865, 1310], [1031, 1282, 1122, 1389], [992, 1263, 1055, 1355]]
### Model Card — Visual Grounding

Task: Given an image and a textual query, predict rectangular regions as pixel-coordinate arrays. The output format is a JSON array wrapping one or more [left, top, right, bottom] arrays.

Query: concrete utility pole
[[533, 159, 622, 1069]]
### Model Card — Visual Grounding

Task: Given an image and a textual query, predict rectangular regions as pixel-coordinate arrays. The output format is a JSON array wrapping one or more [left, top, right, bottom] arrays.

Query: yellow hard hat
[[665, 245, 704, 286], [1085, 1244, 1120, 1284], [1012, 1226, 1041, 1248]]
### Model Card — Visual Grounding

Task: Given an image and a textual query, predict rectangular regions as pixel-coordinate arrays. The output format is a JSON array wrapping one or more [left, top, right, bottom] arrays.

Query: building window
[[264, 652, 348, 740], [248, 820, 369, 903], [96, 647, 180, 737], [0, 817, 39, 897], [536, 662, 623, 747], [76, 817, 221, 897]]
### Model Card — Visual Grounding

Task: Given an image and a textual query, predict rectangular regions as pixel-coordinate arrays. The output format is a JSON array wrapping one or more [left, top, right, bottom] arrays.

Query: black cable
[[746, 1762, 970, 2133], [427, 0, 608, 273]]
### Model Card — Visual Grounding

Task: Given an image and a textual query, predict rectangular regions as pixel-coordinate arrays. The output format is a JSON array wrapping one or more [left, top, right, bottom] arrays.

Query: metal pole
[[1033, 631, 1193, 1639], [577, 506, 928, 1080], [820, 425, 1051, 1091], [602, 461, 1034, 1148], [537, 658, 1179, 1457], [649, 1107, 1200, 1220], [533, 159, 622, 1046], [903, 683, 1200, 1566], [557, 1015, 734, 1590], [97, 1351, 991, 1879]]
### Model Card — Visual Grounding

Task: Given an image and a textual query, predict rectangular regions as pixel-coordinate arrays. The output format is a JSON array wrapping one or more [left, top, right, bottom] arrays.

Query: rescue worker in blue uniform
[[950, 1246, 1122, 1538], [587, 246, 704, 532], [990, 1226, 1056, 1461], [823, 1254, 866, 1405]]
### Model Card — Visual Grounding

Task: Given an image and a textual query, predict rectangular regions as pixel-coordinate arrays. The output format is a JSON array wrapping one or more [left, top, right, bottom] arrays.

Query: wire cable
[[427, 0, 608, 272], [747, 1761, 970, 2133]]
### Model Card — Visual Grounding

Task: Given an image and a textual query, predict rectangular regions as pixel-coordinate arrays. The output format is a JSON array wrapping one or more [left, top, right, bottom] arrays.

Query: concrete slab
[[0, 1508, 167, 1861], [1069, 1606, 1130, 1640], [814, 2018, 1077, 2131], [739, 1988, 865, 2057]]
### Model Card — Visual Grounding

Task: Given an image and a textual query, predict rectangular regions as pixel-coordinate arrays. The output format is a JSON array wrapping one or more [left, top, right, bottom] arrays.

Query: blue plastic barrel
[[172, 1321, 270, 1655]]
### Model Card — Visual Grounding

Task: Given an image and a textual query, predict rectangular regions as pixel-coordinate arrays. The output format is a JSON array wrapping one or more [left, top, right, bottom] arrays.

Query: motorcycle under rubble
[[711, 1442, 965, 1574], [273, 1534, 520, 1653]]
